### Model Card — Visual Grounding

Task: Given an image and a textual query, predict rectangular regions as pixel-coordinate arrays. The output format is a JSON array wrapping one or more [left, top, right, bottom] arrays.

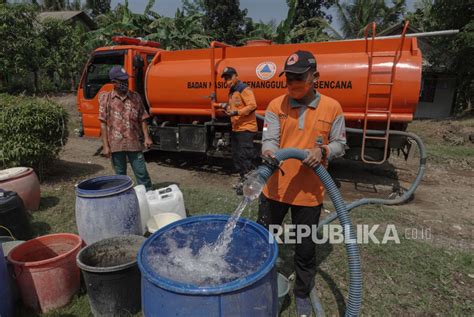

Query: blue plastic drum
[[138, 215, 279, 316], [75, 175, 141, 245], [0, 246, 14, 317]]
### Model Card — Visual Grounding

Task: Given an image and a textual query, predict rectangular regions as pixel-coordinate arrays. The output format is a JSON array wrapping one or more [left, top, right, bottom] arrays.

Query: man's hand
[[226, 110, 238, 117], [102, 145, 111, 158], [220, 103, 229, 110], [262, 150, 275, 158], [303, 147, 322, 168], [144, 137, 153, 149]]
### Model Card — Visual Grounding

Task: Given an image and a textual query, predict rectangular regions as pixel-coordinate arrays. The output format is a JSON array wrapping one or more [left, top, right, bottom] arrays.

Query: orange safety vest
[[262, 93, 343, 207], [228, 81, 258, 132]]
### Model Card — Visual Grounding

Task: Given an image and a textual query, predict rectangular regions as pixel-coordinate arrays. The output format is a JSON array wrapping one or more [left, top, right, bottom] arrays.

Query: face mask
[[115, 81, 128, 94], [225, 76, 238, 87], [287, 80, 313, 99]]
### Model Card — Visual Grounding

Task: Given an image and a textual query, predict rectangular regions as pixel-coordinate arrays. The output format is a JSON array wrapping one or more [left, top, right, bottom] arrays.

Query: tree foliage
[[41, 18, 89, 90], [145, 9, 210, 50], [408, 0, 473, 113], [286, 0, 333, 42], [1, 0, 471, 116], [0, 4, 46, 92], [334, 0, 406, 38], [0, 3, 89, 93], [85, 0, 112, 17], [201, 0, 248, 44], [0, 94, 69, 175]]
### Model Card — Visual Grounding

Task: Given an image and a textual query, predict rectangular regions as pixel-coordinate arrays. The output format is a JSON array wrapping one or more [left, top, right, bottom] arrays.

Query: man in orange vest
[[220, 67, 258, 195], [259, 50, 346, 316]]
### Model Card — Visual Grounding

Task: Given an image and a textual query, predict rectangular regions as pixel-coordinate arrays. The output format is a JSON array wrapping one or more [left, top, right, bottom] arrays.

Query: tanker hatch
[[245, 40, 273, 47]]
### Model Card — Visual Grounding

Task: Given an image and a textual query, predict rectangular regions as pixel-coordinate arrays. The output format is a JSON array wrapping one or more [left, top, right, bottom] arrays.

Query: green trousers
[[111, 151, 152, 190]]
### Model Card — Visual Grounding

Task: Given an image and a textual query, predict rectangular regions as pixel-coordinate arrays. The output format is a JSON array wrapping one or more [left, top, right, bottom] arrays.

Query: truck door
[[77, 50, 127, 137], [133, 52, 157, 112], [83, 50, 126, 99]]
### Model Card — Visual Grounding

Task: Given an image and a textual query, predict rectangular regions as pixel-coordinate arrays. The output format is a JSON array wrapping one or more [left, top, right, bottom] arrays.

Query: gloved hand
[[220, 103, 229, 110]]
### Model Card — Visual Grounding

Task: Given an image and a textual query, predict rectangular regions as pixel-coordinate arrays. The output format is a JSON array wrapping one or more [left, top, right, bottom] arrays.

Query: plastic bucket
[[7, 233, 83, 313], [0, 189, 32, 240], [77, 235, 145, 316], [0, 246, 14, 317], [138, 215, 279, 316], [75, 175, 141, 245]]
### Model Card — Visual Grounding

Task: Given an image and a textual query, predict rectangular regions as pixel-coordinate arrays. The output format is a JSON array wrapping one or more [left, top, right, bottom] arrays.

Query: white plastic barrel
[[134, 185, 151, 234], [145, 184, 186, 219]]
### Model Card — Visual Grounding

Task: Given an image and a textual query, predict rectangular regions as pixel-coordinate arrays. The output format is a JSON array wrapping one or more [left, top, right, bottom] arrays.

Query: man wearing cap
[[99, 66, 153, 190], [258, 51, 346, 316], [219, 67, 258, 194]]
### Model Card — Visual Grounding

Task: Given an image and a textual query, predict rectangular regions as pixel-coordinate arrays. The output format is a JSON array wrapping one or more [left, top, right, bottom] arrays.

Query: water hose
[[317, 128, 427, 231], [252, 148, 362, 317], [255, 116, 426, 228]]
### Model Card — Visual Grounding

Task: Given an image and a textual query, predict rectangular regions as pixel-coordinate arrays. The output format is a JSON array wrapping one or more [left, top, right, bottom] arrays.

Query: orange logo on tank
[[287, 54, 299, 65]]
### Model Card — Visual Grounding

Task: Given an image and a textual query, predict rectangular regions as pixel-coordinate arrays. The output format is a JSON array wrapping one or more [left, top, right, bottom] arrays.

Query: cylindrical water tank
[[138, 215, 278, 316], [145, 37, 422, 123], [75, 175, 141, 245]]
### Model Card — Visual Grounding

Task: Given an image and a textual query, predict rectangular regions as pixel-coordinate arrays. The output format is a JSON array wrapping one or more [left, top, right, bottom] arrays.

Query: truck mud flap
[[156, 127, 178, 151], [179, 125, 208, 152]]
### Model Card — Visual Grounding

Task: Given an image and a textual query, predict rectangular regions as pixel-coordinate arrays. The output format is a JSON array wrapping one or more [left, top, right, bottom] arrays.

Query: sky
[[111, 0, 417, 34]]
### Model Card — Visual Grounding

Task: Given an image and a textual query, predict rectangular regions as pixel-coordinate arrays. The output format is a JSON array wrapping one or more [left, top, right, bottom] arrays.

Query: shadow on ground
[[278, 240, 347, 316], [146, 149, 408, 197], [41, 160, 104, 183], [145, 151, 237, 175]]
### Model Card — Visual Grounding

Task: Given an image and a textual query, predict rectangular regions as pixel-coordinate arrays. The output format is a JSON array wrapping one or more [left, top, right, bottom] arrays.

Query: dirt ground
[[50, 94, 473, 252]]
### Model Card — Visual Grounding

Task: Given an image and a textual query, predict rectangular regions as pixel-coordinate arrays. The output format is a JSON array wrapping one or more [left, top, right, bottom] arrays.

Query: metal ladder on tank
[[361, 21, 410, 164]]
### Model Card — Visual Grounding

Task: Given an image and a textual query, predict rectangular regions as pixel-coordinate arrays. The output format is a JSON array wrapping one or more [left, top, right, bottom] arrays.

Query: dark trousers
[[231, 131, 256, 178], [257, 195, 322, 298], [111, 151, 152, 190]]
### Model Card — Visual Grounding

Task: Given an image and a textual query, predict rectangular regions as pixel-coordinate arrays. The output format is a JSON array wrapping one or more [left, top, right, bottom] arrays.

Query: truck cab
[[77, 36, 161, 137]]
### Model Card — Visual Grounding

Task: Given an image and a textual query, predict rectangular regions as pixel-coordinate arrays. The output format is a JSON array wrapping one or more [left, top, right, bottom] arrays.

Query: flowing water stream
[[147, 173, 266, 286]]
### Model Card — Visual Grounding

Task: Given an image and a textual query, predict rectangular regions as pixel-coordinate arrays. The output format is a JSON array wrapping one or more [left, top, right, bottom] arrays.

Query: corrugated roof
[[37, 11, 96, 29], [37, 11, 83, 21]]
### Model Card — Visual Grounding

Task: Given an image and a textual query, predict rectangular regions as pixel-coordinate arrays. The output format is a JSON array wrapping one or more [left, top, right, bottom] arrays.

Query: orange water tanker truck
[[77, 23, 455, 164]]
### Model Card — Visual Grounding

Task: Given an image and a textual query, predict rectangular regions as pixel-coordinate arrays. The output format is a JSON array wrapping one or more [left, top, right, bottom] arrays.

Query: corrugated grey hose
[[317, 127, 427, 232], [254, 148, 362, 317], [258, 112, 426, 227]]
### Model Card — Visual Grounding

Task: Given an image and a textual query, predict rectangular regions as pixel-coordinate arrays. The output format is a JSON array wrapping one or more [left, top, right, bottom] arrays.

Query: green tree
[[41, 18, 88, 90], [272, 0, 332, 44], [85, 0, 111, 16], [333, 0, 406, 39], [87, 0, 154, 48], [41, 0, 66, 11], [286, 0, 333, 42], [69, 0, 81, 10], [201, 0, 248, 44], [0, 3, 46, 92], [246, 20, 277, 41], [182, 0, 205, 15], [408, 0, 473, 113], [145, 9, 210, 50]]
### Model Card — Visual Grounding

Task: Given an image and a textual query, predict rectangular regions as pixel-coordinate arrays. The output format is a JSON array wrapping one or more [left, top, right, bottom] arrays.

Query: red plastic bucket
[[7, 233, 83, 313]]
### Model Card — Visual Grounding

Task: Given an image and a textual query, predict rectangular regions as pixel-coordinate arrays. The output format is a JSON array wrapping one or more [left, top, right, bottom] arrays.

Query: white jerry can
[[145, 184, 186, 219], [134, 185, 151, 235]]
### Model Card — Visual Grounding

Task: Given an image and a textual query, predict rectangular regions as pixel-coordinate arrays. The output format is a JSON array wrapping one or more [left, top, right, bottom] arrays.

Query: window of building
[[420, 77, 437, 103]]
